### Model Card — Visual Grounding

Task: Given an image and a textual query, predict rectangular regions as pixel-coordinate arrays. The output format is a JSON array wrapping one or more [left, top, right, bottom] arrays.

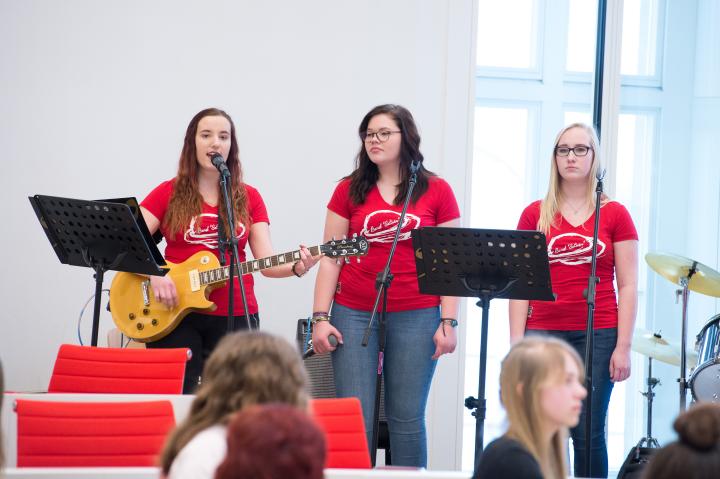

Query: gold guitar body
[[109, 251, 224, 342]]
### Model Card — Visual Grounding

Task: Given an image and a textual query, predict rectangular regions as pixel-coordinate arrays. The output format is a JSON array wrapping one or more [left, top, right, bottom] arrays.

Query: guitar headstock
[[319, 235, 369, 261]]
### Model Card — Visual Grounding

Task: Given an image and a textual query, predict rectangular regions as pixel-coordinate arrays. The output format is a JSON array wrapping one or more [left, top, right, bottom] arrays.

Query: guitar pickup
[[189, 269, 201, 292], [141, 280, 151, 307]]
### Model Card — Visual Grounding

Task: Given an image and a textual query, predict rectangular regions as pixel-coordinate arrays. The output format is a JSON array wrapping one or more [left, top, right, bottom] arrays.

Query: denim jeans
[[330, 303, 440, 467], [527, 328, 617, 478]]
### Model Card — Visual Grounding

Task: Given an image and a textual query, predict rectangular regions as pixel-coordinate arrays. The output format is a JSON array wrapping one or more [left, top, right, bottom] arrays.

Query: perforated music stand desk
[[29, 195, 166, 346], [411, 227, 553, 468]]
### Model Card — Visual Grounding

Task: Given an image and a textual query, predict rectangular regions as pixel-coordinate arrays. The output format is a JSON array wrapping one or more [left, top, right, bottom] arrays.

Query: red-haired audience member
[[214, 403, 326, 479], [160, 332, 309, 479], [474, 337, 587, 479], [641, 402, 720, 479]]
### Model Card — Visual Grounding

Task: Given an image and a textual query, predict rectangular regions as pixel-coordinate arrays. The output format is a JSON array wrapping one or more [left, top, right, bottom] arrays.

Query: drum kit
[[631, 252, 720, 448]]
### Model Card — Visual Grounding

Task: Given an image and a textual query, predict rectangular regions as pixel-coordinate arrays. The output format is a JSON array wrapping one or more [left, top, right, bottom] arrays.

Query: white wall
[[0, 0, 475, 470]]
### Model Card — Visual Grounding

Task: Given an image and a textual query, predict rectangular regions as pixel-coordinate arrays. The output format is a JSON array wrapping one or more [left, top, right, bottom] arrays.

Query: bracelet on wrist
[[440, 318, 458, 327], [311, 315, 331, 324], [291, 261, 305, 278]]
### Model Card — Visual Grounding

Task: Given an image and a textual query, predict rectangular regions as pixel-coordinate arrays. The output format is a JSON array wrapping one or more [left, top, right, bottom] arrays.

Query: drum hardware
[[636, 356, 661, 449], [645, 252, 720, 410]]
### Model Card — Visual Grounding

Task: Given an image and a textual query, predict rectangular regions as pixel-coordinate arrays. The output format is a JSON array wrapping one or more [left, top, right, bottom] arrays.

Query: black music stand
[[411, 227, 553, 470], [29, 195, 167, 346]]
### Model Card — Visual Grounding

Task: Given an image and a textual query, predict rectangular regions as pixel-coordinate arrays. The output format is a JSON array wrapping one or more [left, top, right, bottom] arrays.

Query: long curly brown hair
[[163, 108, 250, 238], [159, 331, 309, 474]]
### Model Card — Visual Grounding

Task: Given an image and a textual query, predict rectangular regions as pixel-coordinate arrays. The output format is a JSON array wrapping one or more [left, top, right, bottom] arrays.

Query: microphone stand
[[361, 160, 420, 467], [582, 168, 605, 477], [217, 165, 252, 331]]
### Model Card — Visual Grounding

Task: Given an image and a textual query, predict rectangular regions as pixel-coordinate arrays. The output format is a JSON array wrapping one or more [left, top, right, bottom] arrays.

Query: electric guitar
[[110, 236, 369, 342]]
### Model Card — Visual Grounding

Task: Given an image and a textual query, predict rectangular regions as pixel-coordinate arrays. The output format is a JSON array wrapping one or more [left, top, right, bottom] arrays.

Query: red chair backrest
[[310, 397, 371, 469], [48, 344, 189, 394], [15, 399, 175, 467]]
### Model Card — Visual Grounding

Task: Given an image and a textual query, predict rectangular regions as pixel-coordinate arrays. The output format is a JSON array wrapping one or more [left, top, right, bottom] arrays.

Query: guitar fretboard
[[199, 245, 322, 285]]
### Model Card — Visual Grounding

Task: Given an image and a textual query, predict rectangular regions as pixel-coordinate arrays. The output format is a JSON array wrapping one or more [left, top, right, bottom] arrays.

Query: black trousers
[[147, 312, 259, 393]]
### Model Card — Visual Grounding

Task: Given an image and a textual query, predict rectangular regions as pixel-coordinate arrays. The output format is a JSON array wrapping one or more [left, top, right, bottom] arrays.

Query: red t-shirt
[[517, 200, 638, 330], [141, 179, 270, 316], [328, 177, 460, 312]]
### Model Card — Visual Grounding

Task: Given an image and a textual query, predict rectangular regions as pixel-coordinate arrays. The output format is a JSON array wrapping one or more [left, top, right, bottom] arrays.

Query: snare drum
[[689, 314, 720, 402]]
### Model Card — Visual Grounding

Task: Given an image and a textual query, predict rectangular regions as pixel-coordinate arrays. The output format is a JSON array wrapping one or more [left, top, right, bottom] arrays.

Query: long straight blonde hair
[[500, 337, 585, 479], [538, 123, 602, 234]]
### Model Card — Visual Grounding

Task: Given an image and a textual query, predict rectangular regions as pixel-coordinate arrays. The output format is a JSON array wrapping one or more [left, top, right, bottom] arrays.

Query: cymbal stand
[[678, 264, 697, 411], [636, 357, 660, 449]]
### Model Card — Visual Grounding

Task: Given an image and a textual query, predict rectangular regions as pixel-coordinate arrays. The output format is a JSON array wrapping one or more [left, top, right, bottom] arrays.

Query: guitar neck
[[199, 245, 322, 286]]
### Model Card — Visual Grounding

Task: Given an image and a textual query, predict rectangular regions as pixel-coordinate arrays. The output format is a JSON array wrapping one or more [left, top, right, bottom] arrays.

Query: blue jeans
[[330, 303, 440, 467], [527, 328, 617, 478]]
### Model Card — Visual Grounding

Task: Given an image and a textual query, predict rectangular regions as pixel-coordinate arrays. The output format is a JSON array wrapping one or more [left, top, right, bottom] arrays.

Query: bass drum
[[689, 314, 720, 402]]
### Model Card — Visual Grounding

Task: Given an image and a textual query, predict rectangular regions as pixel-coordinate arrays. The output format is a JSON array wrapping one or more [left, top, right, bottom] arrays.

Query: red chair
[[311, 397, 371, 469], [48, 343, 190, 394], [15, 398, 175, 467]]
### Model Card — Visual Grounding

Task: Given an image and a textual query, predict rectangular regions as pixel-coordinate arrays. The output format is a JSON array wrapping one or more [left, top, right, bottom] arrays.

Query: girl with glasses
[[310, 104, 461, 467], [509, 123, 639, 477]]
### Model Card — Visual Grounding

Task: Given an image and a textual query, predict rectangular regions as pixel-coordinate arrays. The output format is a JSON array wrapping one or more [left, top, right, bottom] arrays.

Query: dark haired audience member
[[214, 403, 326, 479], [641, 402, 720, 479]]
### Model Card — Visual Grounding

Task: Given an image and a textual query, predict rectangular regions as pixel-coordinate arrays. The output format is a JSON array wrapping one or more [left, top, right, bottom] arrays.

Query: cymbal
[[645, 252, 720, 297], [632, 329, 698, 368]]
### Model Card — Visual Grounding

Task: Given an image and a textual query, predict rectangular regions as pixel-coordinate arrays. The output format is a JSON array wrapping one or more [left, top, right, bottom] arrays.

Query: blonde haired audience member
[[160, 331, 309, 479], [214, 403, 326, 479], [641, 402, 720, 479], [474, 337, 587, 479]]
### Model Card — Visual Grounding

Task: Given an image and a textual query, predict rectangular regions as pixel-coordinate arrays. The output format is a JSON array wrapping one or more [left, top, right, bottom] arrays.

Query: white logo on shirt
[[184, 213, 246, 249], [360, 210, 421, 243], [547, 232, 606, 265]]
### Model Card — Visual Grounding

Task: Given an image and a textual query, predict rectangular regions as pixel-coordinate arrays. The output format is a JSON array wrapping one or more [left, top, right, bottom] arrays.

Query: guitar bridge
[[141, 280, 150, 306]]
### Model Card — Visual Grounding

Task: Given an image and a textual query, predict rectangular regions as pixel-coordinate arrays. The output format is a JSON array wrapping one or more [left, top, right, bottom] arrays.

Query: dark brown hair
[[163, 108, 249, 238], [214, 404, 326, 479], [641, 403, 720, 479], [347, 104, 435, 205]]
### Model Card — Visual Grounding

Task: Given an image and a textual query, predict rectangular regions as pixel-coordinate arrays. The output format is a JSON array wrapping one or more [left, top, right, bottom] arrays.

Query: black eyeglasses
[[555, 145, 593, 157], [361, 130, 401, 143]]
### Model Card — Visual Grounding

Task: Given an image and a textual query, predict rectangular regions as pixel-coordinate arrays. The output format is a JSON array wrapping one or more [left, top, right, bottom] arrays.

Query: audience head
[[642, 402, 720, 479], [160, 331, 309, 473], [214, 403, 326, 479], [501, 336, 586, 479]]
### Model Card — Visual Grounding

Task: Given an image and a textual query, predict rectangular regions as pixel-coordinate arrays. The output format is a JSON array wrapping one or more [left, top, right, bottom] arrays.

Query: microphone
[[210, 153, 231, 177], [596, 168, 606, 181], [410, 159, 421, 174], [303, 334, 338, 359]]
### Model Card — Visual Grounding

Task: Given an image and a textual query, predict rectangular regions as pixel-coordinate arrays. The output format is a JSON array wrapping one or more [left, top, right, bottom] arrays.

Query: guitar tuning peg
[[344, 257, 350, 264], [356, 257, 361, 263], [336, 259, 342, 265]]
